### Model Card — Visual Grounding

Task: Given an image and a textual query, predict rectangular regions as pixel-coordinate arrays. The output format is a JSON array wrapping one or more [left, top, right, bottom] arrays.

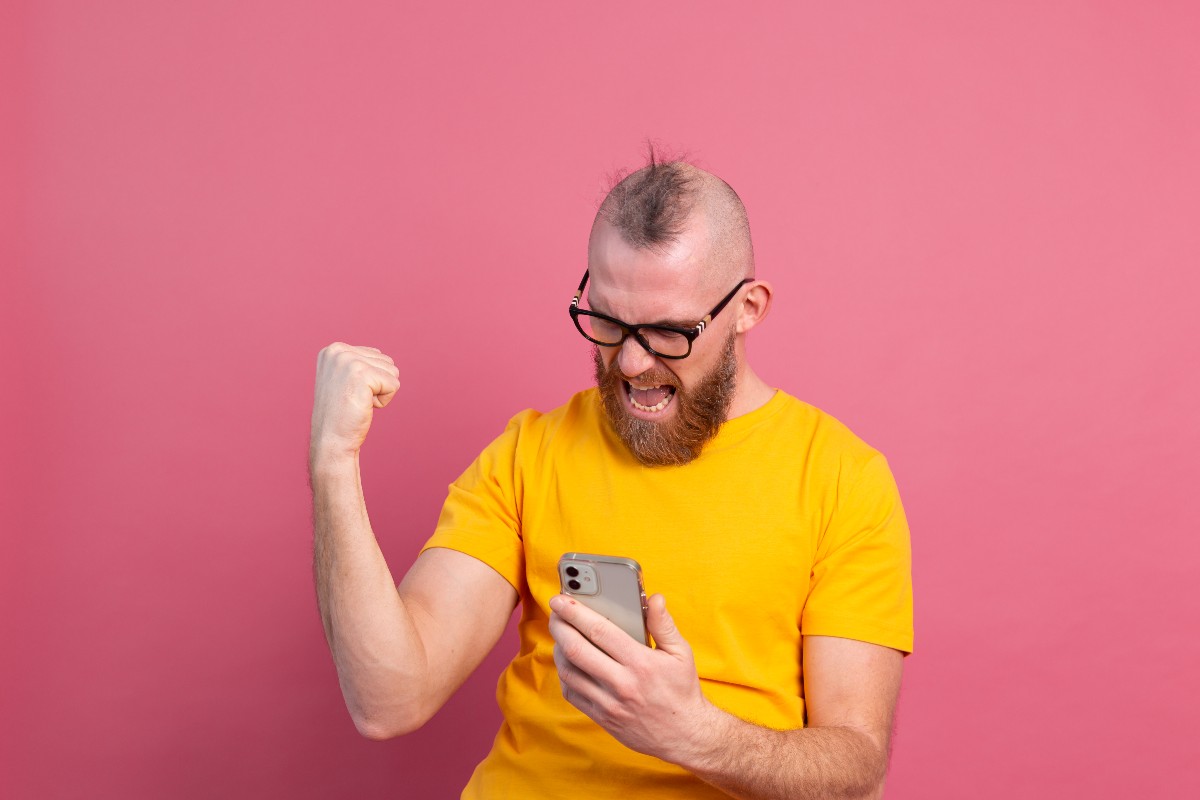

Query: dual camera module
[[565, 565, 581, 590], [560, 562, 598, 596]]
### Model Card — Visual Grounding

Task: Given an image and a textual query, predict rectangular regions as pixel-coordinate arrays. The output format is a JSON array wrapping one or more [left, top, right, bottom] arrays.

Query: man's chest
[[517, 454, 826, 677]]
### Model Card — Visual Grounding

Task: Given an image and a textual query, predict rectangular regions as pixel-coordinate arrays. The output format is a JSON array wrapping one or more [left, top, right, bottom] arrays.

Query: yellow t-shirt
[[422, 388, 913, 799]]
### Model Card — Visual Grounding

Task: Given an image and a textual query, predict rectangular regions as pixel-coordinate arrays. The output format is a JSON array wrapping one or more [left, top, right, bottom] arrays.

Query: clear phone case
[[558, 553, 649, 645]]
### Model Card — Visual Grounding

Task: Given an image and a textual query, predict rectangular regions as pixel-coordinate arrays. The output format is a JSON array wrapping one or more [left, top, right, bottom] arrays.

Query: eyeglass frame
[[569, 269, 753, 360]]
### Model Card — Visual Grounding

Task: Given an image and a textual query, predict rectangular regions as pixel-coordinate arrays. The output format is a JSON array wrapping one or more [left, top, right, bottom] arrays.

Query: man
[[310, 156, 913, 799]]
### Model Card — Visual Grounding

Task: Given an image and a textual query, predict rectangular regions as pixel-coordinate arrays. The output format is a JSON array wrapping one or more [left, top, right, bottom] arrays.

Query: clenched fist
[[310, 343, 401, 464]]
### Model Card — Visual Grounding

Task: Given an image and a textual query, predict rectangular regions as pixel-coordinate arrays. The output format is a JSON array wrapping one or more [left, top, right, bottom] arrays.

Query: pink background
[[4, 2, 1198, 797]]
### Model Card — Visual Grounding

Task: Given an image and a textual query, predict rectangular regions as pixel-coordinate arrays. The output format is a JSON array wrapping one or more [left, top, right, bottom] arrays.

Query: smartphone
[[557, 553, 650, 646]]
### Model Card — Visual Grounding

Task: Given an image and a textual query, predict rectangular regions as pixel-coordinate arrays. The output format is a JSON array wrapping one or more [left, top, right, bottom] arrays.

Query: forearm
[[310, 453, 427, 737], [681, 705, 887, 800]]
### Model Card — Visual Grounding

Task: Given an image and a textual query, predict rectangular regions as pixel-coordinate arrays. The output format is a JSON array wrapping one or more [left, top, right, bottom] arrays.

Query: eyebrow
[[585, 300, 698, 329], [653, 317, 700, 329]]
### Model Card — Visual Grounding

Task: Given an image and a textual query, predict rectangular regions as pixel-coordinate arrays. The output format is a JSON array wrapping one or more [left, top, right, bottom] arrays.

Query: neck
[[727, 366, 775, 420]]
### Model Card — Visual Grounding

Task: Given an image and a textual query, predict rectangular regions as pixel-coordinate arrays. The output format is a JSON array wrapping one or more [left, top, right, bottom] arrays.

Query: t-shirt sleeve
[[419, 412, 534, 596], [800, 453, 914, 654]]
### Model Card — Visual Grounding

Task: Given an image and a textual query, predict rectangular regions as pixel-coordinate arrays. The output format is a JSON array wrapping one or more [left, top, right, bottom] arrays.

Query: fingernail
[[549, 596, 563, 612]]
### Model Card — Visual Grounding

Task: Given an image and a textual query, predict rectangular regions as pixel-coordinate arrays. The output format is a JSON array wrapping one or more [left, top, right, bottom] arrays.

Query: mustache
[[599, 362, 681, 390]]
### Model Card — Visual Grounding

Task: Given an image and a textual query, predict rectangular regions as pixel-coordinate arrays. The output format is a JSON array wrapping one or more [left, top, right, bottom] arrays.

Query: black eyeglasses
[[569, 269, 753, 359]]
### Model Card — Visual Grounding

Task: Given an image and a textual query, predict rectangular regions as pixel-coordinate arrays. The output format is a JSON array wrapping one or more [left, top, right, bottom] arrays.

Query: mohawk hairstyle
[[599, 145, 698, 252]]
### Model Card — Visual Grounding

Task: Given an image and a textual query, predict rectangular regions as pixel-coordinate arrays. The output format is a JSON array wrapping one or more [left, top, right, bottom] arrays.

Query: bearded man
[[310, 155, 914, 799]]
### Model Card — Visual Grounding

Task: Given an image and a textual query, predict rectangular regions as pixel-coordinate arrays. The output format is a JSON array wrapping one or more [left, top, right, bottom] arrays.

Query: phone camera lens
[[567, 579, 581, 591], [565, 566, 579, 578]]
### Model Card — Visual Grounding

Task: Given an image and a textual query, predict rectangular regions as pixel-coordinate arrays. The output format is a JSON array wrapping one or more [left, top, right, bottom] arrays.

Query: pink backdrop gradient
[[5, 2, 1198, 797]]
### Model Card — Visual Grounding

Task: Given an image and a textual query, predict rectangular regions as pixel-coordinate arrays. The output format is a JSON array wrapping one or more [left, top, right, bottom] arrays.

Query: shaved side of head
[[593, 148, 755, 289], [698, 174, 755, 285]]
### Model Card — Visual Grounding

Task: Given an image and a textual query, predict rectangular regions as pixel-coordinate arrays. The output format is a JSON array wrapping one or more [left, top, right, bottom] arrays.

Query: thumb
[[646, 594, 689, 655], [371, 372, 400, 409]]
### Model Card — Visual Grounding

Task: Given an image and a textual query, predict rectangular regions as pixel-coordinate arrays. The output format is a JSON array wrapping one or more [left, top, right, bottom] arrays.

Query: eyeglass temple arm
[[697, 278, 753, 332], [571, 270, 590, 307]]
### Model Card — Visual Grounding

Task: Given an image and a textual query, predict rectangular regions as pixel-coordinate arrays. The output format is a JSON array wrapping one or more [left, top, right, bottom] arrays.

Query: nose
[[616, 334, 656, 378]]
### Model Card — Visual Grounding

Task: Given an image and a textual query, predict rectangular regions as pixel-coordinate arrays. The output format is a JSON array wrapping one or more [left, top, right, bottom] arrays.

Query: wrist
[[674, 700, 737, 774], [309, 443, 360, 477]]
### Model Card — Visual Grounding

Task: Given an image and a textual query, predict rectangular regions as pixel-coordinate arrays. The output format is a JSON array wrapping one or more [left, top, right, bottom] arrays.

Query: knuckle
[[586, 621, 608, 646], [612, 678, 637, 705], [627, 660, 650, 682], [594, 698, 618, 722]]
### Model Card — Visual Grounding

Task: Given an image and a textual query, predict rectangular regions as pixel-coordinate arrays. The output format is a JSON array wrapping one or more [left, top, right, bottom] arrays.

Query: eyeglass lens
[[577, 314, 691, 357]]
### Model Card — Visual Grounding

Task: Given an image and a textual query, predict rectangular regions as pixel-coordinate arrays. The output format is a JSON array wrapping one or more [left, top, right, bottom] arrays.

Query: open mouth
[[625, 381, 677, 413]]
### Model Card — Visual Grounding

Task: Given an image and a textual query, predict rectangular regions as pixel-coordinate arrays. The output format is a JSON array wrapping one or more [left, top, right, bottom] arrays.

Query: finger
[[553, 642, 608, 712], [549, 611, 606, 665], [322, 342, 379, 359], [320, 344, 396, 378], [348, 362, 400, 408], [554, 642, 609, 700], [549, 611, 622, 686], [549, 595, 642, 669], [645, 594, 689, 655], [370, 369, 401, 408], [359, 355, 400, 378], [357, 351, 398, 369], [327, 344, 396, 369]]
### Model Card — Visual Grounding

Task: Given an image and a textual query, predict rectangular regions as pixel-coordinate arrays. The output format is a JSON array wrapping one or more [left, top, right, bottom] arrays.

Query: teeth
[[628, 385, 673, 413]]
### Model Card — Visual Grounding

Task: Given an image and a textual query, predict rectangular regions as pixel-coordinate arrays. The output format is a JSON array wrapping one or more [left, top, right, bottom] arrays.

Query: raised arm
[[310, 343, 518, 740]]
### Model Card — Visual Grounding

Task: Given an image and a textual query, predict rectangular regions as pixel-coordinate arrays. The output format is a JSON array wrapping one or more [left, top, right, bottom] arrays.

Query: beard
[[593, 330, 739, 467]]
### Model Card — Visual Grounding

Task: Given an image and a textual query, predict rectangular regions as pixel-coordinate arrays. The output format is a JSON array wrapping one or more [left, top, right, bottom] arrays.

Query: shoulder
[[765, 391, 895, 489], [770, 391, 882, 458], [499, 387, 599, 432], [490, 388, 603, 455], [451, 389, 602, 486]]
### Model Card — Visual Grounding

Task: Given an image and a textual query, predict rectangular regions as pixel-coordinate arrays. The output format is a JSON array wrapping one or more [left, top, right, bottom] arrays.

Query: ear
[[735, 280, 773, 334]]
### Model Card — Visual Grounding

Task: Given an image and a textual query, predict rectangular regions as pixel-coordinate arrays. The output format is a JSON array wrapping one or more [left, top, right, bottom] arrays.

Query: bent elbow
[[352, 704, 432, 740], [354, 718, 398, 741], [340, 668, 444, 739]]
